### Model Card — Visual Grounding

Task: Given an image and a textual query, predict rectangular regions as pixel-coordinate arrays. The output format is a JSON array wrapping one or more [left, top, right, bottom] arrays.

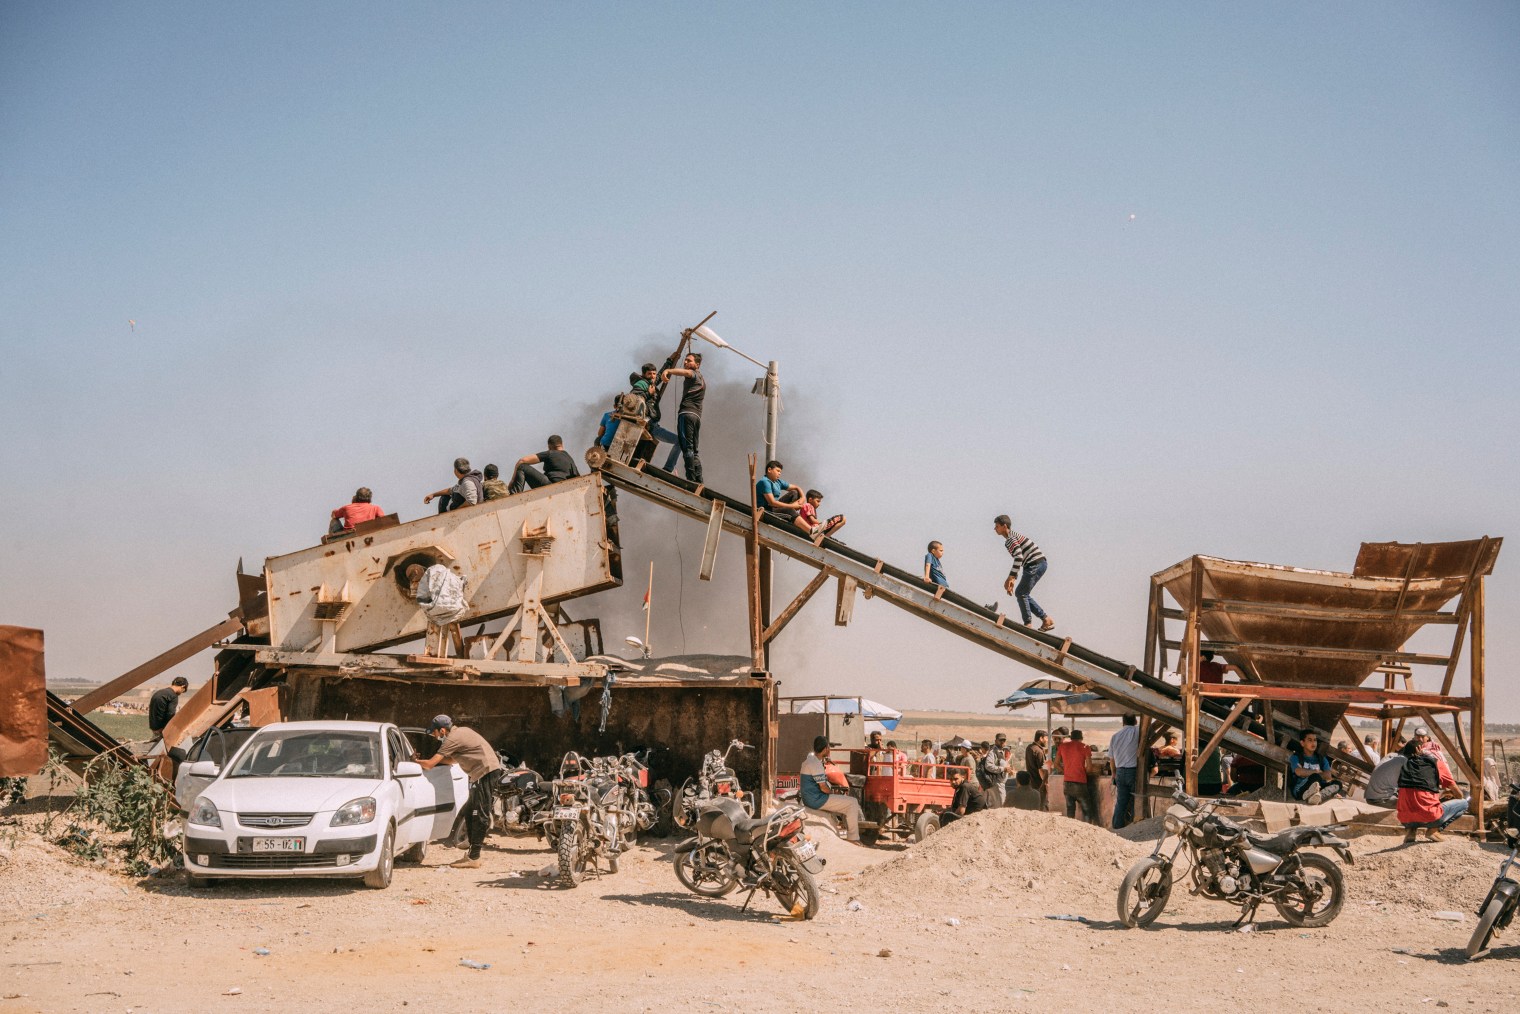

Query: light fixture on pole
[[683, 313, 780, 463]]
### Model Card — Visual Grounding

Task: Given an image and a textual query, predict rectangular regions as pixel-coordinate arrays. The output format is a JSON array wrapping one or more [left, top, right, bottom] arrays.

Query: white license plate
[[553, 808, 579, 821], [251, 837, 304, 853], [794, 839, 816, 861]]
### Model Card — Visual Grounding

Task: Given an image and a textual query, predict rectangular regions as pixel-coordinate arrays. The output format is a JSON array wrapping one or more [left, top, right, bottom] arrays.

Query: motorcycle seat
[[1244, 827, 1323, 854], [732, 815, 768, 843]]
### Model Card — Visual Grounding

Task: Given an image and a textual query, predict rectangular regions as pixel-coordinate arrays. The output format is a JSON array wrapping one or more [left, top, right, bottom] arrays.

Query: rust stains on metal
[[0, 626, 47, 776]]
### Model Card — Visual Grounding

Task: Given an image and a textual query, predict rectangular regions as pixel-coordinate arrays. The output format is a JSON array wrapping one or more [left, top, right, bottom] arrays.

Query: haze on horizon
[[2, 3, 1516, 719]]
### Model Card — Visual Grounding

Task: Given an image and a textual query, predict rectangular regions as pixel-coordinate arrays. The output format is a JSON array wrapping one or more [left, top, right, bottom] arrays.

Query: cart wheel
[[913, 811, 941, 842]]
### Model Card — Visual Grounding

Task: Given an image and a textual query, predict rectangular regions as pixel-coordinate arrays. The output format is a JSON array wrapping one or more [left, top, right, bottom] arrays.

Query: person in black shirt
[[940, 766, 987, 825], [509, 435, 581, 493], [661, 352, 705, 484], [149, 677, 189, 741]]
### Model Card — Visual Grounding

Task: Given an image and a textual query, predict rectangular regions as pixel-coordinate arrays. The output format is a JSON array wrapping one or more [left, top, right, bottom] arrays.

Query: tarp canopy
[[789, 696, 902, 731], [997, 678, 1130, 717]]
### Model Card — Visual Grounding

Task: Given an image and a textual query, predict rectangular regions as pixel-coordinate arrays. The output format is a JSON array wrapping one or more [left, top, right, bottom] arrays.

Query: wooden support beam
[[1440, 536, 1491, 696], [1339, 716, 1376, 768], [1182, 558, 1203, 795], [698, 499, 725, 582], [1470, 573, 1487, 838], [1190, 698, 1251, 778], [1162, 640, 1449, 667], [762, 569, 830, 645], [745, 456, 764, 671], [1414, 709, 1480, 790], [1167, 600, 1460, 624], [1199, 684, 1470, 710], [73, 613, 244, 714]]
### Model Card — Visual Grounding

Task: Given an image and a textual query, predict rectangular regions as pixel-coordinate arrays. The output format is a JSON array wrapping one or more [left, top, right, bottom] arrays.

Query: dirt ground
[[4, 804, 1519, 1014]]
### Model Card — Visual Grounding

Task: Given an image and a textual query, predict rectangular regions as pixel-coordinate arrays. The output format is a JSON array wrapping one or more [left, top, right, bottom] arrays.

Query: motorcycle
[[673, 796, 826, 919], [617, 750, 674, 841], [1117, 786, 1353, 929], [1466, 781, 1520, 960], [541, 752, 630, 887], [674, 740, 755, 830], [443, 754, 551, 848]]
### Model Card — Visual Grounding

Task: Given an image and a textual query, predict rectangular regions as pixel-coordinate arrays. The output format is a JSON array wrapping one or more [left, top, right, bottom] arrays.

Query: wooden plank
[[1162, 640, 1449, 667], [835, 575, 858, 627], [1470, 574, 1487, 838], [762, 568, 830, 645], [1440, 536, 1490, 696], [1339, 716, 1376, 767], [1414, 709, 1480, 790], [1190, 698, 1251, 777], [1183, 558, 1203, 795], [1199, 684, 1470, 709], [745, 455, 764, 671], [698, 499, 725, 582], [73, 614, 244, 714]]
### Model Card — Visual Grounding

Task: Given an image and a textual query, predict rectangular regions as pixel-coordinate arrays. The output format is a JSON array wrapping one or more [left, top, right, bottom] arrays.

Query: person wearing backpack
[[1397, 727, 1468, 843]]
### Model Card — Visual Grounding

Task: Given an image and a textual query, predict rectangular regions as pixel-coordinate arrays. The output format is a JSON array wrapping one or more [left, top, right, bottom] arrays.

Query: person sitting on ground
[[1056, 729, 1096, 824], [423, 458, 483, 514], [329, 487, 385, 536], [481, 464, 510, 501], [1288, 731, 1343, 804], [924, 540, 948, 589], [510, 435, 580, 493], [1397, 728, 1468, 842], [1363, 746, 1406, 808], [1226, 753, 1265, 796], [755, 459, 804, 524], [799, 736, 862, 842], [1009, 769, 1043, 811], [794, 488, 846, 543], [940, 765, 987, 826], [992, 514, 1055, 632]]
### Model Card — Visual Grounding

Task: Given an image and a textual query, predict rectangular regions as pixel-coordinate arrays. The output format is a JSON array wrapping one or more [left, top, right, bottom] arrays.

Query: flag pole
[[644, 561, 653, 657]]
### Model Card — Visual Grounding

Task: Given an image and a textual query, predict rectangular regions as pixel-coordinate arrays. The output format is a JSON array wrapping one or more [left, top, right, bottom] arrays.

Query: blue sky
[[2, 3, 1517, 719]]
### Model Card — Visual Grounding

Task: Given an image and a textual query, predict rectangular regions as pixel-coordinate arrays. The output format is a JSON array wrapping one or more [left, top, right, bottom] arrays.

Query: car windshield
[[227, 731, 382, 779]]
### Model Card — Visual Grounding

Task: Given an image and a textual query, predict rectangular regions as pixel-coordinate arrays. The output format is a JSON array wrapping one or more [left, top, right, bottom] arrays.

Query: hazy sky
[[3, 3, 1517, 720]]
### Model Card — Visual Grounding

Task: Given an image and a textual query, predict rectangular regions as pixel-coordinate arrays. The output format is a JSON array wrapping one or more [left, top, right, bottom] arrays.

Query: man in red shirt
[[1056, 729, 1096, 824], [329, 487, 385, 536], [1199, 650, 1242, 685], [1396, 731, 1468, 843]]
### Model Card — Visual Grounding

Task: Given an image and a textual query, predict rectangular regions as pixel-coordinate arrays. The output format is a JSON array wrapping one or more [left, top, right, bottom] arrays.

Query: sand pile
[[1345, 836, 1503, 912], [0, 823, 131, 918], [850, 808, 1147, 911]]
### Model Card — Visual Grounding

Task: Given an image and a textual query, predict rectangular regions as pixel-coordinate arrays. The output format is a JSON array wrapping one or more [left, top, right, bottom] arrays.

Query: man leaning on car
[[418, 715, 502, 868]]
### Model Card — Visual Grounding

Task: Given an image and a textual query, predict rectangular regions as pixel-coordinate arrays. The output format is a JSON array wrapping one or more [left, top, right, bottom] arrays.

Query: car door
[[387, 727, 434, 848], [430, 760, 469, 841]]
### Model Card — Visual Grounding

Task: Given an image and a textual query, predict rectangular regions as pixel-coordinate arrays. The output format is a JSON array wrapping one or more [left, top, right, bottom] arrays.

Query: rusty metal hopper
[[1154, 538, 1499, 732]]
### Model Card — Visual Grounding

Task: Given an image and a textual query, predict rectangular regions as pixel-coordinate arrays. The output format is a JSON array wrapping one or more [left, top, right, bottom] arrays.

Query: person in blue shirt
[[755, 459, 804, 525], [799, 736, 862, 841], [1288, 731, 1343, 804], [924, 541, 948, 589]]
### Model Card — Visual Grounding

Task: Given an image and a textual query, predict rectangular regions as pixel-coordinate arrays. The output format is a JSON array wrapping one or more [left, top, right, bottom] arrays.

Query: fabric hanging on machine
[[598, 673, 617, 733]]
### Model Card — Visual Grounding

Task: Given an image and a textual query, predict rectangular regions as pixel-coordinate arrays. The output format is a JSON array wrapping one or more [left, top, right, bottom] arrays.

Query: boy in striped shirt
[[993, 514, 1055, 631]]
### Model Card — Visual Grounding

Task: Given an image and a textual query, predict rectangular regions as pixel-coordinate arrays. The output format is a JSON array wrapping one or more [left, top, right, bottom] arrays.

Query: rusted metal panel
[[1353, 539, 1500, 580], [281, 672, 770, 787], [264, 476, 617, 654], [0, 626, 47, 776]]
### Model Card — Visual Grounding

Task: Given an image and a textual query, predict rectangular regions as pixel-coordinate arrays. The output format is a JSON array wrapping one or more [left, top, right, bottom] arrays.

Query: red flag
[[642, 588, 650, 612]]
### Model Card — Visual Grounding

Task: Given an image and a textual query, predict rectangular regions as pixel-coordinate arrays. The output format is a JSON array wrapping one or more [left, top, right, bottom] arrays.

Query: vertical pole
[[644, 561, 653, 656], [1471, 574, 1486, 839], [1136, 713, 1152, 821], [1182, 557, 1203, 795], [745, 456, 765, 672], [759, 360, 779, 672], [1143, 578, 1160, 676]]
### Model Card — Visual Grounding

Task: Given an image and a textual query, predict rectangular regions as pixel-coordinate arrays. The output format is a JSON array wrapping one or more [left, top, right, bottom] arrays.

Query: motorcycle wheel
[[1465, 897, 1506, 960], [557, 828, 584, 888], [1116, 856, 1173, 928], [673, 845, 738, 897], [772, 852, 821, 921], [1273, 852, 1345, 928]]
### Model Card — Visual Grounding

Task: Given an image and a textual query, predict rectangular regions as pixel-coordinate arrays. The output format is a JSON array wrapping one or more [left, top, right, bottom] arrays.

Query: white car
[[181, 720, 469, 889]]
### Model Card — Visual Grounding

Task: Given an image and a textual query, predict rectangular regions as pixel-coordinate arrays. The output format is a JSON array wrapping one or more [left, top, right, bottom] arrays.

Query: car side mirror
[[395, 761, 424, 778], [186, 760, 220, 778]]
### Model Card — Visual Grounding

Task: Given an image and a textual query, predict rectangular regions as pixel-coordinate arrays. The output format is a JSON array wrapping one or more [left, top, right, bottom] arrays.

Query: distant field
[[88, 713, 150, 742]]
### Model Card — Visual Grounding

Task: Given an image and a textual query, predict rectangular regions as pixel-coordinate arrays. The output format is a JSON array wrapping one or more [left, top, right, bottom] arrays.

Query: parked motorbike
[[542, 752, 630, 887], [674, 796, 826, 919], [1117, 786, 1352, 929], [443, 754, 551, 848], [1466, 781, 1520, 960], [674, 740, 755, 830]]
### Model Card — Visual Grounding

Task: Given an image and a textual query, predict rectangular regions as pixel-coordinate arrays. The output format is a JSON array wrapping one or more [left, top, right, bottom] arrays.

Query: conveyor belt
[[601, 460, 1289, 766]]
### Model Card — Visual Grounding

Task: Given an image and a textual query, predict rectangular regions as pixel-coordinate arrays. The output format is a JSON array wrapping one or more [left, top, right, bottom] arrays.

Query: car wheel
[[364, 824, 395, 889], [399, 836, 428, 864]]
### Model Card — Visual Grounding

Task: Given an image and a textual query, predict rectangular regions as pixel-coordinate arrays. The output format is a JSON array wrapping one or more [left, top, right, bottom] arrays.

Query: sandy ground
[[4, 805, 1519, 1014]]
